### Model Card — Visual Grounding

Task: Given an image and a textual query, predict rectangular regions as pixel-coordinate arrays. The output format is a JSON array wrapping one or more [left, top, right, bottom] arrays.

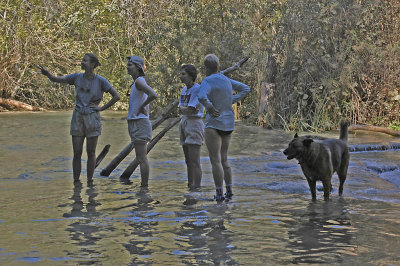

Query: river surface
[[1, 111, 400, 265]]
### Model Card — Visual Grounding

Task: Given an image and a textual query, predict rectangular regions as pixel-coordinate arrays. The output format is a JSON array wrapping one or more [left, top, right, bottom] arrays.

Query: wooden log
[[95, 144, 110, 168], [0, 97, 45, 111], [100, 99, 179, 176], [348, 143, 400, 152], [120, 117, 181, 179], [349, 124, 400, 137], [100, 142, 135, 175], [151, 99, 179, 129]]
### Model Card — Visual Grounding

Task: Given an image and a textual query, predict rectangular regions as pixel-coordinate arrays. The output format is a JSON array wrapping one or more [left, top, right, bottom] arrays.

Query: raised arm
[[36, 65, 71, 84]]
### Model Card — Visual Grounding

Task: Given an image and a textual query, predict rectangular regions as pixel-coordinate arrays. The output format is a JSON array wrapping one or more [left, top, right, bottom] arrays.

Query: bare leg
[[135, 141, 149, 187], [187, 144, 202, 189], [220, 134, 232, 186], [86, 136, 98, 181], [182, 145, 193, 188], [204, 128, 223, 188], [72, 136, 85, 181]]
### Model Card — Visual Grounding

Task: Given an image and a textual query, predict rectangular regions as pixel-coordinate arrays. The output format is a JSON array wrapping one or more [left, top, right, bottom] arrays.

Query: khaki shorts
[[70, 110, 102, 137], [179, 117, 204, 145], [128, 118, 152, 143]]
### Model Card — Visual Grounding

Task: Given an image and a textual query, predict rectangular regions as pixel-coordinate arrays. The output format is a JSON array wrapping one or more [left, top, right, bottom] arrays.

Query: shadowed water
[[1, 111, 400, 265]]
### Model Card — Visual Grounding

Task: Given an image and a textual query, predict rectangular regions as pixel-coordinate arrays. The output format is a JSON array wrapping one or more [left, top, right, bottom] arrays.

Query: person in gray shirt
[[198, 54, 250, 202], [38, 53, 120, 183]]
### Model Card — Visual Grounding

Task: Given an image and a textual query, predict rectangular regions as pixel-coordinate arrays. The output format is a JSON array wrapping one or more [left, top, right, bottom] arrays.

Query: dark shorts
[[216, 129, 233, 136]]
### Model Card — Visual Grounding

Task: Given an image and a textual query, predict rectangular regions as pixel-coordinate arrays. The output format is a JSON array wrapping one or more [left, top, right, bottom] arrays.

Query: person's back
[[200, 72, 249, 131], [202, 73, 233, 114]]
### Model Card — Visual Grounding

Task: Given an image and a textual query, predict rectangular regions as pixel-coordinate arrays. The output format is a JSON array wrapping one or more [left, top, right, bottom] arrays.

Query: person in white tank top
[[126, 56, 157, 187]]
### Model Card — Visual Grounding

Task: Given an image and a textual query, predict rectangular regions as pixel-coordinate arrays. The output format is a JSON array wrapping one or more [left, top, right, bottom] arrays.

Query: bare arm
[[36, 65, 70, 83], [90, 87, 121, 112], [135, 78, 158, 115]]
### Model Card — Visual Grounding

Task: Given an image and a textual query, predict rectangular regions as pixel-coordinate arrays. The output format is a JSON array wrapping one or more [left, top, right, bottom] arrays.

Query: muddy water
[[0, 111, 399, 265]]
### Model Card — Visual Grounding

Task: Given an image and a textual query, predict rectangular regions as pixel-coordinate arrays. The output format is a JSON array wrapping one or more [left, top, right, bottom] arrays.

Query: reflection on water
[[286, 199, 356, 264], [0, 111, 400, 264], [63, 181, 103, 264]]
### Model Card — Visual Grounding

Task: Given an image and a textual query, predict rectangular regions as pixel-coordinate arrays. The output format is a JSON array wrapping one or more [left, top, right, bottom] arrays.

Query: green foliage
[[1, 0, 399, 131]]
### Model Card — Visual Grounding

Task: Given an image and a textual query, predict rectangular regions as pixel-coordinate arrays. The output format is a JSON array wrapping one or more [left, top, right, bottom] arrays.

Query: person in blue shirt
[[178, 64, 205, 190], [198, 54, 250, 202], [38, 53, 120, 183]]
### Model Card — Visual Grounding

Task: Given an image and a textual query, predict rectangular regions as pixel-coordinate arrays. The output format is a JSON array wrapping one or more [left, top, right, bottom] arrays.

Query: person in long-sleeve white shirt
[[198, 54, 250, 202]]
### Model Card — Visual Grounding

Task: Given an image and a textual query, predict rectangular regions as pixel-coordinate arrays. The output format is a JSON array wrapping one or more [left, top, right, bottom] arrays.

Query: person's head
[[203, 54, 219, 76], [126, 55, 145, 78], [180, 64, 197, 86], [81, 53, 101, 70]]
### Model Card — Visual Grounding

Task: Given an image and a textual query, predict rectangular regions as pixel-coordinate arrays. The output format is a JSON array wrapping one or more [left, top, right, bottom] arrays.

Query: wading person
[[38, 53, 120, 183], [178, 64, 205, 190], [126, 55, 157, 187], [198, 54, 250, 202]]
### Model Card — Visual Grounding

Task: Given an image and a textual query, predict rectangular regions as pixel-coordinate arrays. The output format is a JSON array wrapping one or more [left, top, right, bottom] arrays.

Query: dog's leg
[[338, 151, 350, 196], [322, 178, 331, 201], [306, 178, 317, 201]]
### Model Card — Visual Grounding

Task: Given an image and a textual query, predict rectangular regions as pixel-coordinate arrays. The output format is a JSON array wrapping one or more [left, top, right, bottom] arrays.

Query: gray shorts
[[179, 117, 204, 145], [128, 118, 152, 143], [70, 110, 102, 137]]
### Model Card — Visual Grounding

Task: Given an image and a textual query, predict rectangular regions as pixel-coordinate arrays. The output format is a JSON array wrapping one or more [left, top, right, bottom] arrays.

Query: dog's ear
[[303, 138, 313, 147], [294, 133, 298, 138]]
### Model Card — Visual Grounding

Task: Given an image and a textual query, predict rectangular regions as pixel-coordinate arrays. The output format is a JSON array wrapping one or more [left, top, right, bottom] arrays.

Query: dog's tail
[[339, 120, 349, 143]]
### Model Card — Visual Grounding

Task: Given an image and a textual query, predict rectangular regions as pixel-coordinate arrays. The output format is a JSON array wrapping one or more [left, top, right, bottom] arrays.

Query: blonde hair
[[204, 54, 219, 72]]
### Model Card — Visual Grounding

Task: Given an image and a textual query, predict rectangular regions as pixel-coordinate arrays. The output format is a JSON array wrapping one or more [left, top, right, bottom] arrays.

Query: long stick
[[120, 117, 181, 179], [99, 99, 179, 176], [220, 56, 249, 75], [95, 144, 110, 168]]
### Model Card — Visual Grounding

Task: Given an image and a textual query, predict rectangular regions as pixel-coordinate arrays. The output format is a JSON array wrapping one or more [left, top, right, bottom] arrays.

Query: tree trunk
[[0, 98, 45, 111]]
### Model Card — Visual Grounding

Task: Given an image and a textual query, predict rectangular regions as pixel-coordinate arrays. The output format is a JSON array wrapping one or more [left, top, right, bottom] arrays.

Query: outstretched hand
[[35, 64, 49, 76]]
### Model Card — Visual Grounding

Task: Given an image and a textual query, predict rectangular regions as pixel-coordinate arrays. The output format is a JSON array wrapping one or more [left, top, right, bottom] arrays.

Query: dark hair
[[85, 53, 101, 68], [181, 64, 197, 82]]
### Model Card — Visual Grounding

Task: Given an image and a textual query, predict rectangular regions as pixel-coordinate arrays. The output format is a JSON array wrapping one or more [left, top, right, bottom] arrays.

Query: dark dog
[[283, 121, 350, 201]]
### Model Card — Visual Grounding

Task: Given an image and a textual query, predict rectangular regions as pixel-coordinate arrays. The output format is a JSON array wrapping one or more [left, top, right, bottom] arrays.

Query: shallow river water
[[1, 111, 400, 265]]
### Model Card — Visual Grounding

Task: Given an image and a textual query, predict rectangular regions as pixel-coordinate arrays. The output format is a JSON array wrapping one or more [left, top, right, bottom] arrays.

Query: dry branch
[[95, 144, 110, 168], [349, 124, 400, 137]]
